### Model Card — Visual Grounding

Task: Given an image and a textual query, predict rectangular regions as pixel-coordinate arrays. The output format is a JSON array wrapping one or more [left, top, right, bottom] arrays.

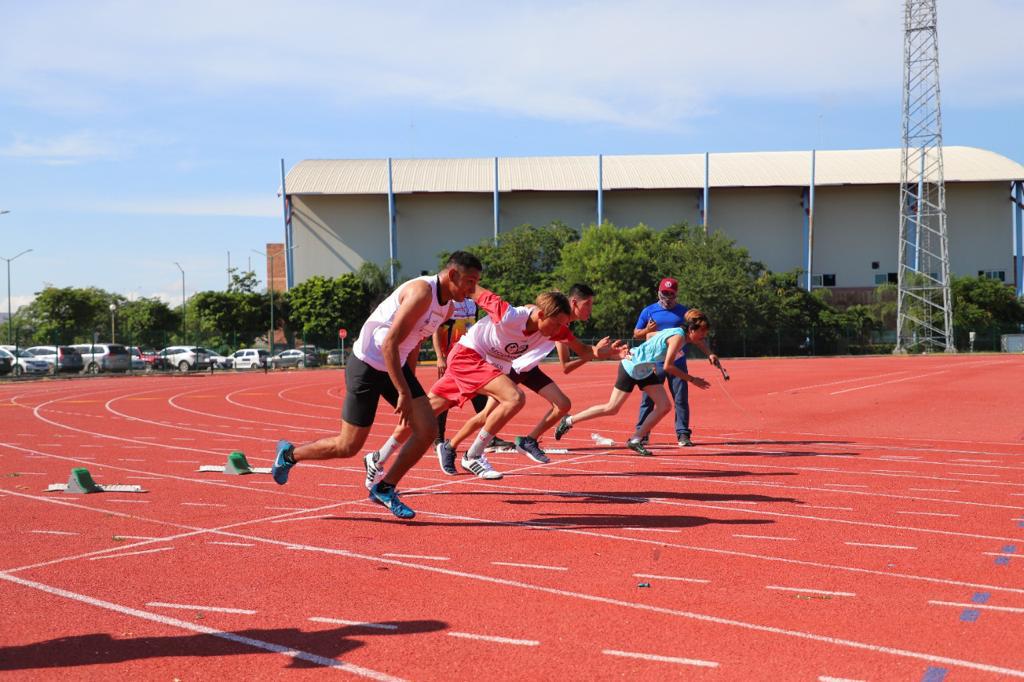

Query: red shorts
[[430, 345, 503, 407]]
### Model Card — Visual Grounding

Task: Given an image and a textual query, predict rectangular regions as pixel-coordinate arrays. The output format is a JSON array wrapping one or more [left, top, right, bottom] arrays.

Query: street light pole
[[109, 303, 117, 343], [2, 246, 32, 348], [173, 262, 186, 350], [253, 245, 297, 355]]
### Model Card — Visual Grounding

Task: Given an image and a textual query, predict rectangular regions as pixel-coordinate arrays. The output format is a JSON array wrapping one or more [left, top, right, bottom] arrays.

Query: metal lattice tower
[[895, 0, 955, 353]]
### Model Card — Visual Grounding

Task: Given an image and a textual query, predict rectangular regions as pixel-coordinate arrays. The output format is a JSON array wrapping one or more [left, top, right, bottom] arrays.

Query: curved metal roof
[[284, 147, 1024, 195]]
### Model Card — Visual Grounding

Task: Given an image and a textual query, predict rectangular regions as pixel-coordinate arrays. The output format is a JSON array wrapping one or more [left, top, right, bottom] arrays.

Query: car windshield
[[15, 350, 35, 358]]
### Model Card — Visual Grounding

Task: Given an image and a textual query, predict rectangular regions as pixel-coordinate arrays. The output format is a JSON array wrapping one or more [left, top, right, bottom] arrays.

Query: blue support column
[[387, 157, 397, 286], [1014, 180, 1023, 297], [702, 152, 710, 232], [493, 156, 500, 245], [596, 154, 604, 225], [280, 159, 293, 289], [807, 149, 816, 291], [801, 187, 810, 288]]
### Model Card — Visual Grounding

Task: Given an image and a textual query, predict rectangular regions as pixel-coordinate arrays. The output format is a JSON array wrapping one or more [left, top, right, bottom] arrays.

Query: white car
[[231, 348, 268, 369], [198, 347, 233, 369], [0, 346, 51, 376], [158, 346, 213, 372]]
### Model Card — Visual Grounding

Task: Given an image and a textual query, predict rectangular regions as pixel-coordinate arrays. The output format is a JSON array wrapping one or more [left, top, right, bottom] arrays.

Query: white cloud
[[90, 196, 280, 219], [0, 1, 1018, 131], [0, 131, 122, 164]]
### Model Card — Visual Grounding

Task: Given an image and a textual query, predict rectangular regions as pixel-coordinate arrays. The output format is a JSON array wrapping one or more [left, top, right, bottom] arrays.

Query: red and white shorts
[[430, 345, 503, 407]]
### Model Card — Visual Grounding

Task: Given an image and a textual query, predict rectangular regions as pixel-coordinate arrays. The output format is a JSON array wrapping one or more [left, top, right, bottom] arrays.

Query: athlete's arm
[[470, 287, 509, 322], [662, 334, 710, 390], [432, 326, 448, 377], [381, 280, 433, 423]]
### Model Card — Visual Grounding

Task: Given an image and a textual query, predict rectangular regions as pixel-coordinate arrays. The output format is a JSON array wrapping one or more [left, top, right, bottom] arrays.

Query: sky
[[1, 0, 1021, 311]]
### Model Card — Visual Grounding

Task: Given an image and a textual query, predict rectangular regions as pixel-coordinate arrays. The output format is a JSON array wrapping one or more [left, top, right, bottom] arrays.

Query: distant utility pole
[[895, 0, 955, 353]]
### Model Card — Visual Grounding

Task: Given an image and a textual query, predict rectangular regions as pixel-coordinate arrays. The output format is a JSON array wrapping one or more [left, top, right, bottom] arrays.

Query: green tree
[[455, 222, 579, 305], [288, 274, 367, 348], [118, 297, 179, 349], [15, 286, 113, 345], [192, 289, 267, 350], [951, 275, 1024, 329]]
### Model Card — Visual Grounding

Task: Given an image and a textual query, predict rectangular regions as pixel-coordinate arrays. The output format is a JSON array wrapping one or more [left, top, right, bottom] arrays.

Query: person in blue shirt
[[554, 309, 712, 456], [632, 277, 718, 446]]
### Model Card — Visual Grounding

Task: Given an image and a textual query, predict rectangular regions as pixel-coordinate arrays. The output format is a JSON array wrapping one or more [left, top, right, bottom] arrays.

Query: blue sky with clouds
[[2, 0, 1021, 310]]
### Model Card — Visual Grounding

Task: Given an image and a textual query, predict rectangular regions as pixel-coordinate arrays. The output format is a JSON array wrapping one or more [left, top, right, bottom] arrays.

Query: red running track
[[1, 354, 1023, 680]]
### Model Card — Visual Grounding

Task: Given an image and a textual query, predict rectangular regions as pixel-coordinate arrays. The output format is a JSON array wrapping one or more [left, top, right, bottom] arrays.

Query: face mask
[[658, 292, 675, 308]]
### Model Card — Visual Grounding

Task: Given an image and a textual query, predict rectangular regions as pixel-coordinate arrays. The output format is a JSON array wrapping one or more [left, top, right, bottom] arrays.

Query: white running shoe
[[460, 452, 504, 480], [363, 451, 385, 490]]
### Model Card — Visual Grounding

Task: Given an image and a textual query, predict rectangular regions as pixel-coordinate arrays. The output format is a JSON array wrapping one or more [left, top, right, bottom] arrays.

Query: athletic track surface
[[1, 354, 1022, 681]]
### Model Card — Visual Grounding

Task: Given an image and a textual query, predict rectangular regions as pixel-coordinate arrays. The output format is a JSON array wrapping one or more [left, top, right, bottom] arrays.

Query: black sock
[[283, 448, 296, 465], [377, 481, 395, 494]]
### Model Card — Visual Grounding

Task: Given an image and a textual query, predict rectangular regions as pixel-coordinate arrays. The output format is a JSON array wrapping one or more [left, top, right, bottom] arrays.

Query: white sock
[[466, 430, 492, 460], [376, 436, 403, 465], [565, 416, 573, 426]]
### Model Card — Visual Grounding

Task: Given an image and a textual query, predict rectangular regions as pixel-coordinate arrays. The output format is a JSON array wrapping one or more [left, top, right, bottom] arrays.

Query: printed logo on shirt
[[504, 341, 528, 356]]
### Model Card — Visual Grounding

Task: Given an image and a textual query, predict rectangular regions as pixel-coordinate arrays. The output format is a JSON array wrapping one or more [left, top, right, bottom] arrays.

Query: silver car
[[269, 349, 319, 369], [25, 345, 85, 373], [71, 343, 131, 374], [158, 346, 213, 372], [0, 346, 51, 376]]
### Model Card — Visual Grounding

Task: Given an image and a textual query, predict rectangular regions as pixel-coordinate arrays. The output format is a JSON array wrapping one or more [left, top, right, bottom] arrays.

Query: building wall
[[604, 189, 701, 229], [289, 182, 1016, 290], [709, 187, 807, 275]]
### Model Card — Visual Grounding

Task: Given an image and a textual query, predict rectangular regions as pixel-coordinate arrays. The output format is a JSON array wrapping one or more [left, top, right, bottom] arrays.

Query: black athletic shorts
[[342, 354, 425, 427], [613, 363, 663, 393], [509, 366, 553, 393]]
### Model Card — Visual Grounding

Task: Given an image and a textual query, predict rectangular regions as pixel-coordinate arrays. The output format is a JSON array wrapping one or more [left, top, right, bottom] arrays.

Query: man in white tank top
[[270, 251, 483, 520]]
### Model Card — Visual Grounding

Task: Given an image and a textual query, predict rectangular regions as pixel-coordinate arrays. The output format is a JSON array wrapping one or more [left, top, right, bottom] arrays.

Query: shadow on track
[[0, 620, 446, 671]]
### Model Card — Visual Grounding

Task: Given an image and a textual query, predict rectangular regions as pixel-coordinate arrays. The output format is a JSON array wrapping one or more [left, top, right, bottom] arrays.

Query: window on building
[[810, 274, 836, 287], [978, 270, 1006, 281], [876, 272, 898, 284], [871, 261, 880, 270]]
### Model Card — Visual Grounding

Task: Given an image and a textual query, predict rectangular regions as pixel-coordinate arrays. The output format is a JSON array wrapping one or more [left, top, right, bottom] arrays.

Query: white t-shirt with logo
[[457, 291, 571, 374]]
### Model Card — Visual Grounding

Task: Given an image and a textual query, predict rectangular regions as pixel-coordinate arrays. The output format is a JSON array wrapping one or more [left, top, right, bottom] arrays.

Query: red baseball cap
[[658, 277, 678, 293]]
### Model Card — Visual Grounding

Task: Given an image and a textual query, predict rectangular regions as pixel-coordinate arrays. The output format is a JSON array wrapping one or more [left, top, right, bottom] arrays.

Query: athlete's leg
[[450, 397, 497, 450], [633, 384, 670, 441], [527, 383, 570, 440], [380, 394, 439, 485]]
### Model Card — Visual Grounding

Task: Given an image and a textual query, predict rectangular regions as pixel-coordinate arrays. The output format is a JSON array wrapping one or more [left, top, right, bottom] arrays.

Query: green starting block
[[46, 467, 144, 494], [197, 451, 272, 475]]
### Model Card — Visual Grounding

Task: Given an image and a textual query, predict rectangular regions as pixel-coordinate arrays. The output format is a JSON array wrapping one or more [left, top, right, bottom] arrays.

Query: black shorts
[[342, 354, 425, 427], [509, 366, 553, 393], [613, 364, 663, 393]]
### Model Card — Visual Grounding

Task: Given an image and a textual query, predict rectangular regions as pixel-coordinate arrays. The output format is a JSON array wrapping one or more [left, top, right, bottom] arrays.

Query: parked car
[[128, 346, 167, 371], [25, 345, 84, 373], [269, 349, 320, 369], [198, 347, 233, 369], [0, 346, 51, 376], [326, 349, 345, 365], [71, 343, 131, 374], [231, 348, 268, 369], [0, 348, 14, 375], [158, 346, 213, 372]]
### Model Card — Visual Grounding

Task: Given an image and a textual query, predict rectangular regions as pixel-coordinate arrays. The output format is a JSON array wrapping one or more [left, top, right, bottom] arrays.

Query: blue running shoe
[[272, 440, 295, 485], [369, 483, 416, 519]]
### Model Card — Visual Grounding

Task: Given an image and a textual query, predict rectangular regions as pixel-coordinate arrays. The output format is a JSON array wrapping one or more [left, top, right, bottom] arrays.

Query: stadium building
[[280, 147, 1024, 301]]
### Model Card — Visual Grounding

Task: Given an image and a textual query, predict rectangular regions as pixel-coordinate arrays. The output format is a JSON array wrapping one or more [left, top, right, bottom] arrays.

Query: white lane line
[[733, 534, 797, 541], [167, 459, 201, 464], [819, 677, 865, 682], [982, 552, 1018, 558], [271, 515, 332, 523], [126, 476, 160, 480], [0, 574, 397, 679], [448, 631, 539, 646], [9, 471, 44, 475], [89, 547, 173, 561], [766, 369, 909, 395], [115, 535, 159, 540], [30, 530, 79, 536], [181, 502, 227, 508], [767, 585, 857, 597], [103, 500, 150, 504], [929, 601, 1024, 614], [310, 617, 398, 631], [873, 470, 916, 474], [492, 561, 568, 571], [318, 483, 358, 488], [954, 459, 997, 463], [896, 511, 959, 518], [633, 573, 710, 584], [802, 505, 854, 511], [208, 541, 256, 547], [825, 484, 870, 489], [830, 367, 954, 395], [383, 553, 450, 561], [118, 458, 147, 462], [846, 542, 917, 550], [603, 649, 718, 668], [909, 488, 959, 493], [147, 601, 256, 615], [954, 473, 1001, 477], [879, 455, 921, 460]]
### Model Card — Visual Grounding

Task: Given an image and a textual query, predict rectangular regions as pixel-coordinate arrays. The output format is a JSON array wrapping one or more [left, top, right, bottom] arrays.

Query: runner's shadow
[[0, 620, 446, 671], [528, 513, 774, 530]]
